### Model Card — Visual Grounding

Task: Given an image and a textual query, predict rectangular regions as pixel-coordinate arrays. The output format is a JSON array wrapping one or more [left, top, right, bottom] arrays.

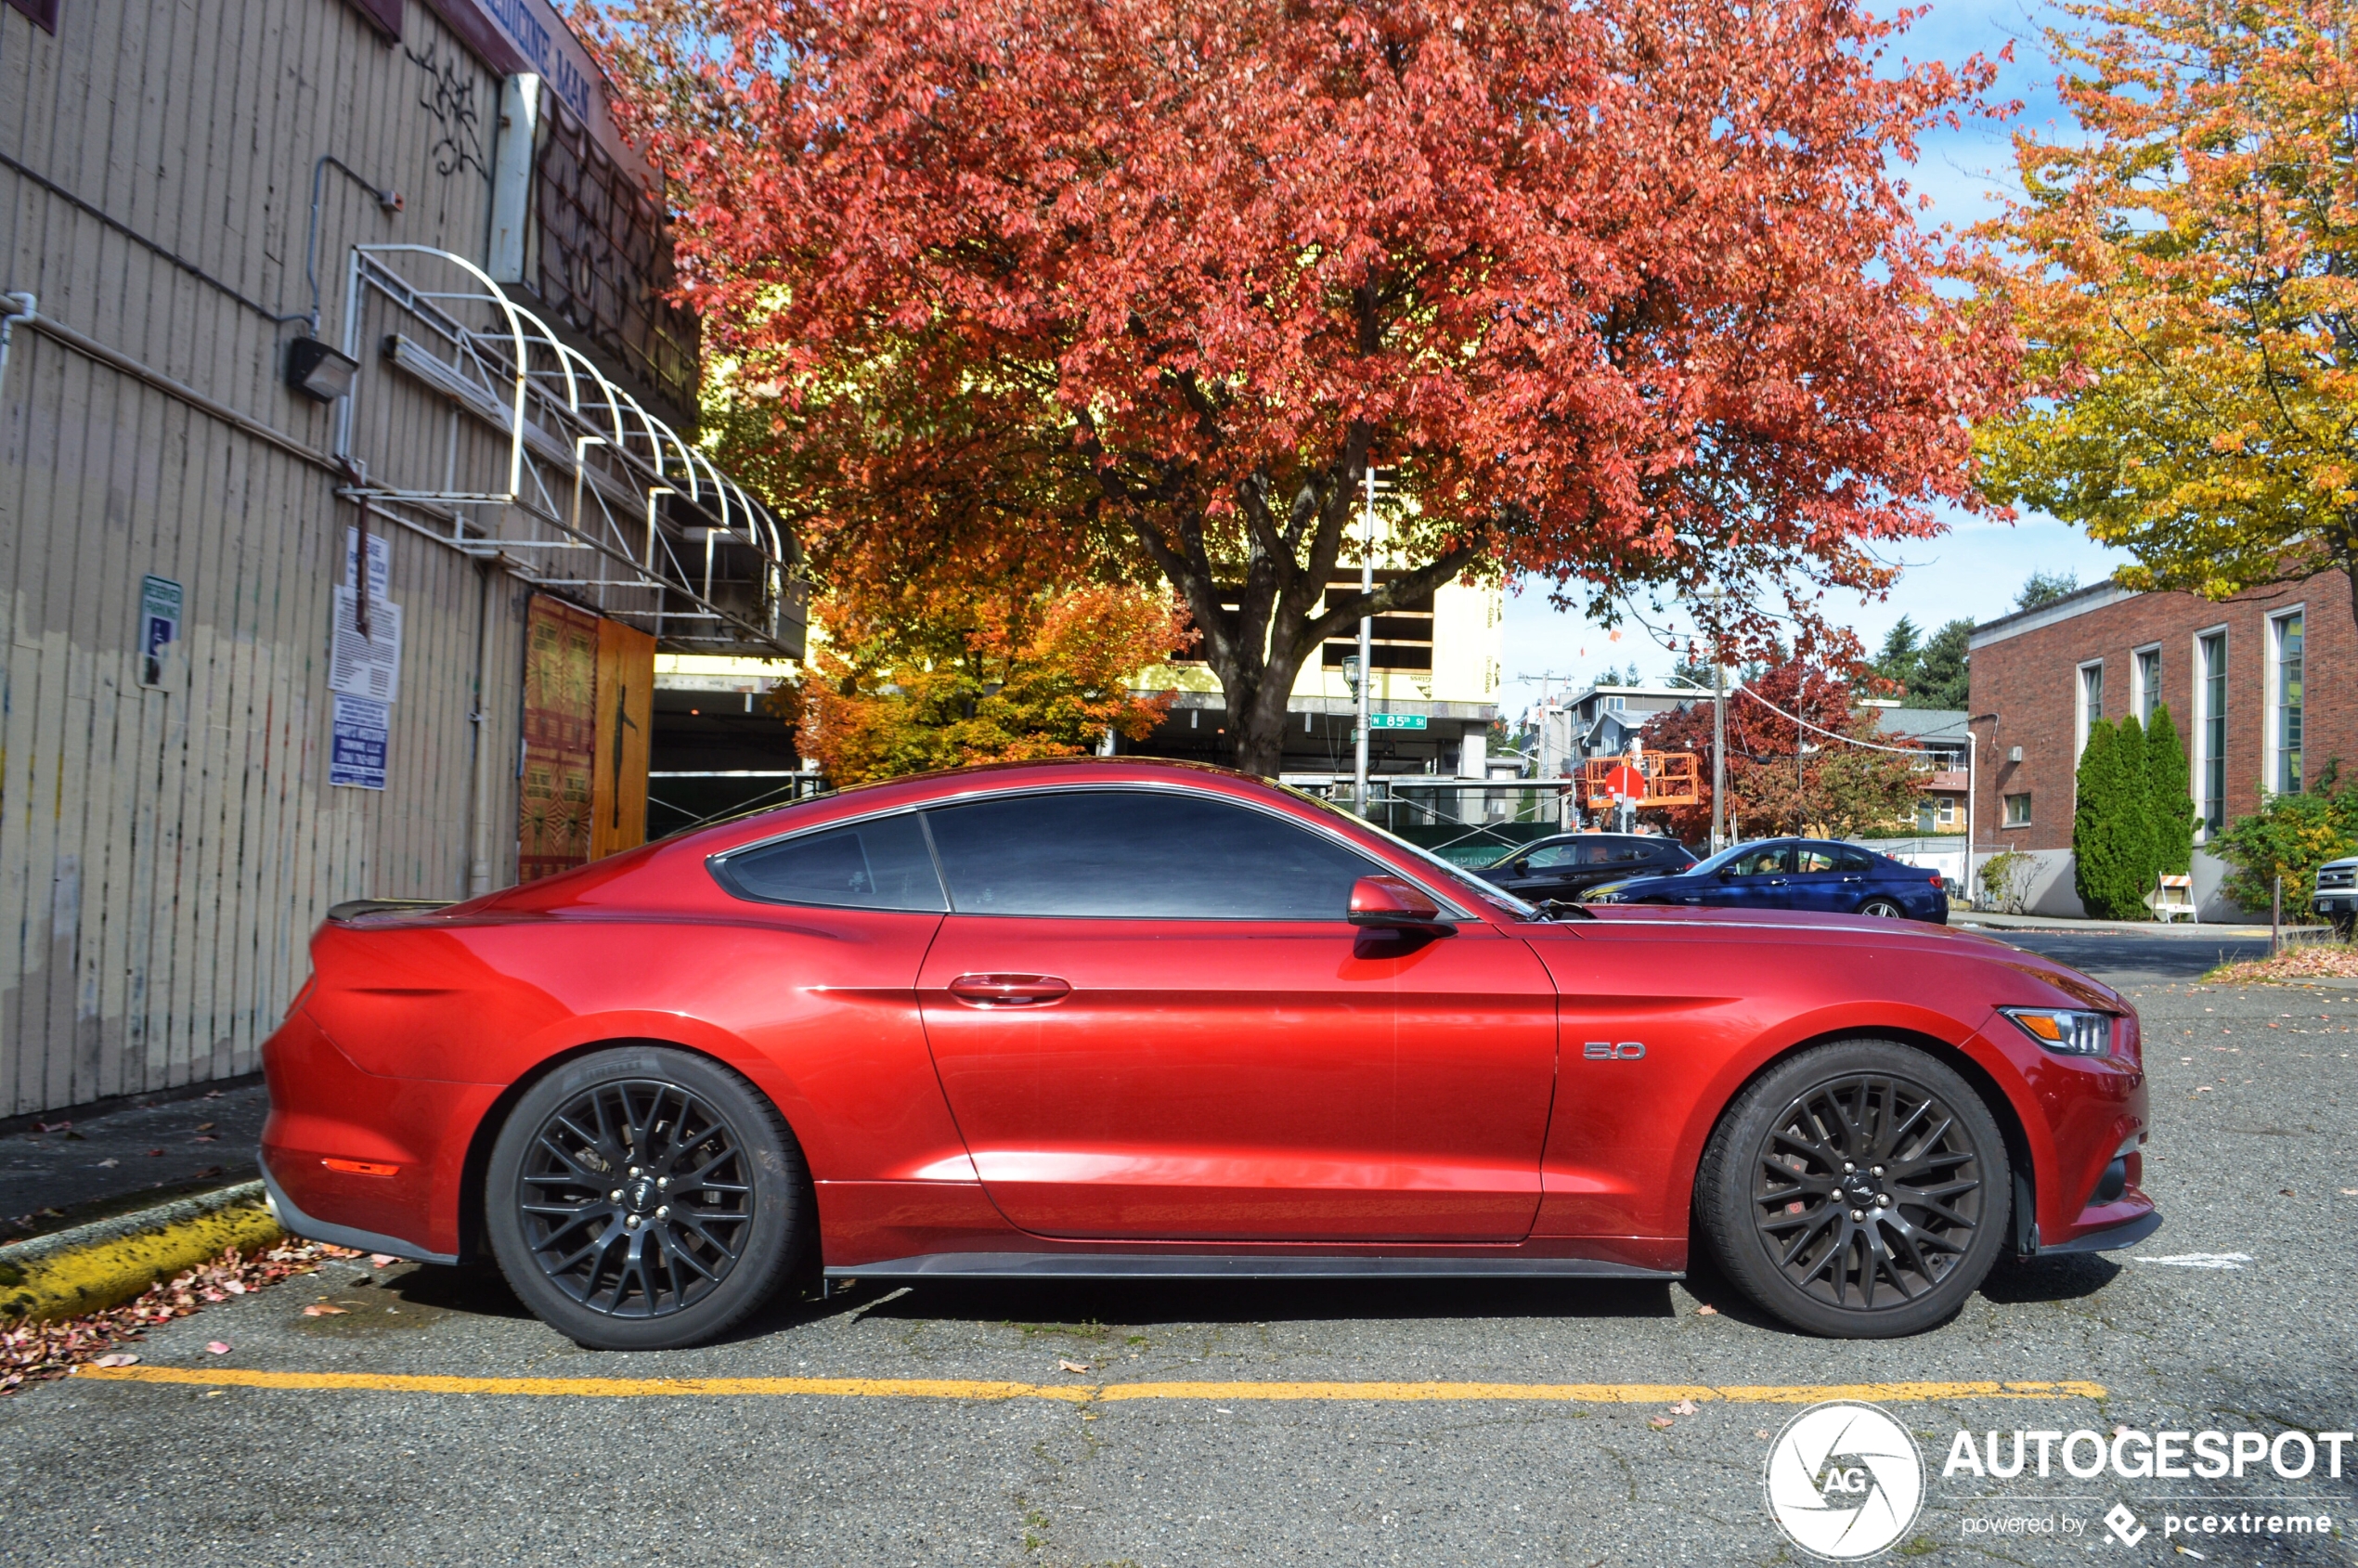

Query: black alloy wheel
[[1857, 898, 1906, 919], [1697, 1040, 2008, 1337], [486, 1046, 807, 1351]]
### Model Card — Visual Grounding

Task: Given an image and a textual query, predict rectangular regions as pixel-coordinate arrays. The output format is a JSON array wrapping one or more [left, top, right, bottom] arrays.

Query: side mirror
[[1348, 875, 1445, 928], [1509, 858, 1531, 875], [1717, 866, 1736, 880]]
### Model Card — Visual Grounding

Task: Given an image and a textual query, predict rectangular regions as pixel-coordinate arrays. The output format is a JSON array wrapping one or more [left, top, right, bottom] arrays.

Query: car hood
[[1522, 903, 2130, 1013]]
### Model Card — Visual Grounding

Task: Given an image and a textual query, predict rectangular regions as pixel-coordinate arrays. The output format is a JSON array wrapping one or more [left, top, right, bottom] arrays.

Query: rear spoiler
[[326, 898, 455, 923]]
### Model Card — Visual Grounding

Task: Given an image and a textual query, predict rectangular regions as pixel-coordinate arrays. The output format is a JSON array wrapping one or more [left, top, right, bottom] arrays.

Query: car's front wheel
[[1696, 1040, 2009, 1337], [485, 1045, 808, 1351]]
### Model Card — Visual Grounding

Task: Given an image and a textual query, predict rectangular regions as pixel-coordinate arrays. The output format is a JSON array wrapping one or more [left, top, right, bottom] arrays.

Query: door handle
[[946, 973, 1072, 1007]]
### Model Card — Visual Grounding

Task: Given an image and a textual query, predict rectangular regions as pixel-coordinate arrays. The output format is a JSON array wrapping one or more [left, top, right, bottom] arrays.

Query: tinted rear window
[[924, 789, 1380, 919], [715, 812, 946, 911]]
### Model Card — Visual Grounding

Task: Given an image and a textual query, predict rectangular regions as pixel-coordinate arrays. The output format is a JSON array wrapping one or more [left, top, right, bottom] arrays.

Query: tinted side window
[[1794, 846, 1841, 874], [715, 813, 946, 911], [1727, 845, 1791, 876], [1834, 847, 1878, 873], [1525, 844, 1582, 868], [925, 789, 1382, 919]]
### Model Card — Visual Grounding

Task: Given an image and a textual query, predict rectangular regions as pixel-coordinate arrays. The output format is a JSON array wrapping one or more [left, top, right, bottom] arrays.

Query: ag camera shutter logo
[[1763, 1400, 1925, 1560]]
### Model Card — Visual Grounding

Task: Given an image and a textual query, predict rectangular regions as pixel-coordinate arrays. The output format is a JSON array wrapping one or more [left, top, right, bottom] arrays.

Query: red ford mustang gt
[[259, 759, 2157, 1349]]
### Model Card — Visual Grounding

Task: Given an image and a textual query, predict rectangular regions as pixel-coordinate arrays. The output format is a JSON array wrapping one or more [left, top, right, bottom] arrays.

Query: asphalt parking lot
[[4, 929, 2355, 1567]]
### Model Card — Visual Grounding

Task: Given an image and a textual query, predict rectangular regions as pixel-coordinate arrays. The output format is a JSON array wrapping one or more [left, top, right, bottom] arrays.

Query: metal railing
[[333, 245, 804, 656]]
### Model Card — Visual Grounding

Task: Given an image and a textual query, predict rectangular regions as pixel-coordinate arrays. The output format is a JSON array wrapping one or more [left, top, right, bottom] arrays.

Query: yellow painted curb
[[73, 1366, 2109, 1406], [0, 1196, 283, 1324]]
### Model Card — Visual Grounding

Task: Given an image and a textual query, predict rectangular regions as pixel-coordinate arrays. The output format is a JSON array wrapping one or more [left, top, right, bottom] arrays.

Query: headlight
[[1584, 882, 1629, 902], [2000, 1006, 2113, 1057]]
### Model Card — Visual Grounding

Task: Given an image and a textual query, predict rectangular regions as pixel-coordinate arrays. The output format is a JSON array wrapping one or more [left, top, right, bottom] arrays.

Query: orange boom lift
[[1579, 748, 1701, 812]]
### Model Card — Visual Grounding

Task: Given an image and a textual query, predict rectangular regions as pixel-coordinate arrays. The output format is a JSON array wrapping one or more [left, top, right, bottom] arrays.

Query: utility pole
[[1705, 584, 1727, 853], [1353, 464, 1382, 816]]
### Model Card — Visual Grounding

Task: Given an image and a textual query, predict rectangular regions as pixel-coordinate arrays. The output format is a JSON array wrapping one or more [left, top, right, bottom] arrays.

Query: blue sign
[[330, 693, 389, 791], [138, 575, 181, 689]]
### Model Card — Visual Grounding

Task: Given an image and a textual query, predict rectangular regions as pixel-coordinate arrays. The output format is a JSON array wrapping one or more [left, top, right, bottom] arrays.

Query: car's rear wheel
[[485, 1046, 807, 1351], [1858, 898, 1905, 918], [1697, 1040, 2008, 1338]]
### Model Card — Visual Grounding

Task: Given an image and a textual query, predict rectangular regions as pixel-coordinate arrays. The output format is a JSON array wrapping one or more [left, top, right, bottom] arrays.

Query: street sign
[[138, 575, 181, 689], [1603, 763, 1647, 800], [1368, 713, 1427, 731]]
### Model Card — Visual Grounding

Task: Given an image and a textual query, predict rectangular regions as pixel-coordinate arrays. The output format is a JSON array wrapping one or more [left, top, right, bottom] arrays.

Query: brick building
[[1966, 570, 2348, 916]]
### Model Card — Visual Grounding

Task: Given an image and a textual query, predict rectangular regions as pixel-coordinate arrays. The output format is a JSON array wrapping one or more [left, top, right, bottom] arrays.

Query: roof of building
[[1869, 707, 1970, 741], [1967, 580, 2141, 651]]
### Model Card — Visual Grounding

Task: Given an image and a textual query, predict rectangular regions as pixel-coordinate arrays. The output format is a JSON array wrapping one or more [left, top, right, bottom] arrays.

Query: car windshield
[[1284, 787, 1541, 919]]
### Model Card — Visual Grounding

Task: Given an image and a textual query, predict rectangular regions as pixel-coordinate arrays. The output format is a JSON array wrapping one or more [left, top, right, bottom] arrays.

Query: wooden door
[[590, 619, 655, 860]]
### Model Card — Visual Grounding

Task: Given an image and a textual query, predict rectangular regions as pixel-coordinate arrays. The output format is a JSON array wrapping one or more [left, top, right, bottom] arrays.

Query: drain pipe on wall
[[0, 292, 38, 408], [466, 561, 502, 897]]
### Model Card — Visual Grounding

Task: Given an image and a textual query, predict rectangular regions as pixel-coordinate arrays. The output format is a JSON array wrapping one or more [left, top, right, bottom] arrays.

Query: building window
[[1607, 695, 1626, 711], [2199, 630, 2227, 833], [2076, 661, 2104, 757], [2272, 611, 2304, 795], [2135, 646, 2160, 722], [2002, 793, 2031, 827]]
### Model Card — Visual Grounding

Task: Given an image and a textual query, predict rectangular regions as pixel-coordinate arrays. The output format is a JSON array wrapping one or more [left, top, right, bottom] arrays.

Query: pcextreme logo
[[1763, 1401, 1926, 1561]]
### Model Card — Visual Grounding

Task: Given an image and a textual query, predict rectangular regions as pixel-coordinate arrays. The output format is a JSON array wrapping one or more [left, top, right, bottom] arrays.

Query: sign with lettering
[[330, 694, 389, 790], [330, 585, 403, 705], [1368, 712, 1428, 731], [138, 575, 182, 690]]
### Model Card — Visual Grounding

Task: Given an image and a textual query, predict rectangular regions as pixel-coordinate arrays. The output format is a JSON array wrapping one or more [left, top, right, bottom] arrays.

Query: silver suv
[[2318, 856, 2358, 939]]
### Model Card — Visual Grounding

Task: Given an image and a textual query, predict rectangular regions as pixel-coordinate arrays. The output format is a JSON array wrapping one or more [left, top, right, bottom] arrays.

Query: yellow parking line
[[72, 1366, 2105, 1405]]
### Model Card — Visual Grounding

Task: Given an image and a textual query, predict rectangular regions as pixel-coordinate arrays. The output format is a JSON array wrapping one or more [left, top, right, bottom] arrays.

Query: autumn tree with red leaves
[[597, 0, 2017, 777], [1643, 662, 1924, 841]]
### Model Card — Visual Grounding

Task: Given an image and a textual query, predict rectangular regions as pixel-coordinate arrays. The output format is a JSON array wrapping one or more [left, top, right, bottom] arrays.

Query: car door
[[1782, 842, 1849, 913], [1705, 842, 1795, 909], [913, 786, 1560, 1242], [1503, 840, 1586, 901]]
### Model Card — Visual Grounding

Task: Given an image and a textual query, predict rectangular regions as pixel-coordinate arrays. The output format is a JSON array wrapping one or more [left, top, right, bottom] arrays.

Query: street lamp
[[1341, 653, 1364, 810]]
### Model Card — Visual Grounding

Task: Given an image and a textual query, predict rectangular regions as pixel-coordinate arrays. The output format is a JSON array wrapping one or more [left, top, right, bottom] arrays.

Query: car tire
[[1857, 898, 1905, 919], [1696, 1039, 2009, 1338], [485, 1045, 809, 1351]]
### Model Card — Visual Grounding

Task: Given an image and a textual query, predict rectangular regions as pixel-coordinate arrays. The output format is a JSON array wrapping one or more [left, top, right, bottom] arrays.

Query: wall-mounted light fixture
[[286, 336, 359, 402]]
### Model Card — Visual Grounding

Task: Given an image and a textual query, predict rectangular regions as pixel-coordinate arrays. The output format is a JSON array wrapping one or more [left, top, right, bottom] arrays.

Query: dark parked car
[[1473, 832, 1697, 902], [1586, 837, 1950, 923]]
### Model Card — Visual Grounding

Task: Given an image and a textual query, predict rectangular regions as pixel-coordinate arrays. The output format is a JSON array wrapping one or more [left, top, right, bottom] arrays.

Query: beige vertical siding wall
[[0, 0, 529, 1114]]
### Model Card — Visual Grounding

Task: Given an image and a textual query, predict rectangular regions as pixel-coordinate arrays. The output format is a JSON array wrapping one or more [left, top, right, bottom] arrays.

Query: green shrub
[[1977, 849, 2036, 914], [2145, 703, 2196, 877], [2073, 719, 2149, 918], [2212, 761, 2358, 923], [2114, 712, 2159, 902]]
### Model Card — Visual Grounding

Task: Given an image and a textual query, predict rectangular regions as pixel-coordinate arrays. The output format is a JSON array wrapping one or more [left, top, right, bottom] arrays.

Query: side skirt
[[826, 1252, 1681, 1282]]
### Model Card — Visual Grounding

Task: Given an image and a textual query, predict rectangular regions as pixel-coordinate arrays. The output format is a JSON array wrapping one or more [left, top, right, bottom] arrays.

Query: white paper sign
[[344, 526, 391, 599], [330, 585, 403, 705]]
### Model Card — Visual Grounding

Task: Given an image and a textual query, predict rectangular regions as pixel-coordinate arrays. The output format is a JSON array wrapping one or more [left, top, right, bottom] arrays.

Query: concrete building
[[1965, 571, 2345, 918], [1126, 557, 1506, 786], [0, 0, 799, 1115]]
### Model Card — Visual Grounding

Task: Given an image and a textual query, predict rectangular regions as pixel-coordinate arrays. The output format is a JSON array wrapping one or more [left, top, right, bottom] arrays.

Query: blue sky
[[1496, 0, 2127, 715]]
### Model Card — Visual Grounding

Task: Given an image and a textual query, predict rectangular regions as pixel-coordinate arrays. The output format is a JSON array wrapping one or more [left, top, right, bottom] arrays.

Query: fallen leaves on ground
[[1668, 1398, 1701, 1415], [1693, 1304, 1719, 1316], [0, 1238, 361, 1394], [1648, 1415, 1676, 1429], [301, 1303, 347, 1316], [1057, 1358, 1091, 1374], [2203, 945, 2358, 985]]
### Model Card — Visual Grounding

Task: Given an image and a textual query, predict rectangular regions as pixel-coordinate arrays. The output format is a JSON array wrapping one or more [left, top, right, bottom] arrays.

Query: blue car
[[1583, 837, 1950, 923]]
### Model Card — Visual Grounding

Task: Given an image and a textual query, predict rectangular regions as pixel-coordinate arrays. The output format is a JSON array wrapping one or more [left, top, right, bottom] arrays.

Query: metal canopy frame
[[331, 243, 803, 655]]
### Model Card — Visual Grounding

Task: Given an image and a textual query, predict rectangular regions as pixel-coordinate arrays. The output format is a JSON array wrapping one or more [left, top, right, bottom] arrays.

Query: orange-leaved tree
[[594, 0, 2019, 777], [791, 581, 1191, 787], [1973, 0, 2358, 637]]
